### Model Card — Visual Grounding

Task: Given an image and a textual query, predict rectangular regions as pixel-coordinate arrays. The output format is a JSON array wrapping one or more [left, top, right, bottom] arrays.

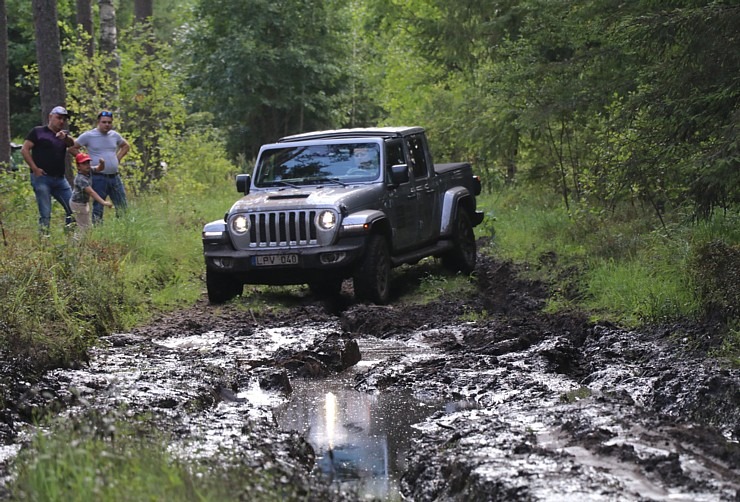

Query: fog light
[[320, 252, 346, 264], [213, 257, 234, 268]]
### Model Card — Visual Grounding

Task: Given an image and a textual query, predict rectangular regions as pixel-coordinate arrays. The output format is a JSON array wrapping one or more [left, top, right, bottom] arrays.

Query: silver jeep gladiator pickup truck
[[202, 126, 484, 304]]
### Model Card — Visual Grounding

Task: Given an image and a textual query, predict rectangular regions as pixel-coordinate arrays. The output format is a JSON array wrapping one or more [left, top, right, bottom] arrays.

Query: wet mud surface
[[1, 255, 739, 500]]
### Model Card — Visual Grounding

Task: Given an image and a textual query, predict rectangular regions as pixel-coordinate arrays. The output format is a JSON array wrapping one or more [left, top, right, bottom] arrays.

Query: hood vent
[[268, 194, 310, 200]]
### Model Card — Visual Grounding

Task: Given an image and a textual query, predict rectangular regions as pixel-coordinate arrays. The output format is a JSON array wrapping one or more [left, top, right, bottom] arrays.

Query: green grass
[[406, 261, 477, 306], [0, 172, 238, 371], [11, 415, 316, 502], [478, 188, 740, 333]]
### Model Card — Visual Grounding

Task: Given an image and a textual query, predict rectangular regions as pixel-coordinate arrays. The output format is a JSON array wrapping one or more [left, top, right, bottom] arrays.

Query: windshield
[[255, 142, 381, 187]]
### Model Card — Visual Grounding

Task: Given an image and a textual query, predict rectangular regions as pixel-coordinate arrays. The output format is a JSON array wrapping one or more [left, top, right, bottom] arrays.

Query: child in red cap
[[69, 152, 112, 237]]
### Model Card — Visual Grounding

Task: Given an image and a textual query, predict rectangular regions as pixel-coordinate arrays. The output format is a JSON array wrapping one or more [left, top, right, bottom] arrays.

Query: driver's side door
[[382, 139, 418, 251]]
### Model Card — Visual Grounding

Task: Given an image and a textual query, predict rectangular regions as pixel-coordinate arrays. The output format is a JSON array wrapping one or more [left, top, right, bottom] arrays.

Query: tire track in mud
[[1, 256, 739, 501]]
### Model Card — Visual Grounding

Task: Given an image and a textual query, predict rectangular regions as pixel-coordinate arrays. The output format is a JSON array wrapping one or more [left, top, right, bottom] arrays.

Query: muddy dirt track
[[1, 254, 739, 500]]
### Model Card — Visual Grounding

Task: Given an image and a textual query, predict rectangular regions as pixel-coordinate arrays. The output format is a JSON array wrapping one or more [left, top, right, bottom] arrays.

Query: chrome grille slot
[[248, 210, 318, 247]]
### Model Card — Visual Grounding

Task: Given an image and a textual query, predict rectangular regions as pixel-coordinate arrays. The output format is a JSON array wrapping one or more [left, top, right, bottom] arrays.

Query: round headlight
[[317, 210, 337, 230], [231, 214, 250, 234]]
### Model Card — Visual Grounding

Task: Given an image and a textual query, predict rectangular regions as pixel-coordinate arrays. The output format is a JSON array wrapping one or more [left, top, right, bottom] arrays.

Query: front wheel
[[206, 269, 243, 304], [441, 210, 476, 274], [353, 234, 391, 304]]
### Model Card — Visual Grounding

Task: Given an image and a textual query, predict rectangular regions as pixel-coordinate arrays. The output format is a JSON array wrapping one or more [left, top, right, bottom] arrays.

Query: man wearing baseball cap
[[20, 105, 76, 233]]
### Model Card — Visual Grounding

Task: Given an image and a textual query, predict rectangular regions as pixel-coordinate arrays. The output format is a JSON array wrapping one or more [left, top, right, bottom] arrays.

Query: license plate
[[254, 254, 299, 266]]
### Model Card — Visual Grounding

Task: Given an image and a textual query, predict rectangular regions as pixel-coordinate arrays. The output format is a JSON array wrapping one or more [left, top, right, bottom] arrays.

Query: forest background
[[0, 0, 738, 373]]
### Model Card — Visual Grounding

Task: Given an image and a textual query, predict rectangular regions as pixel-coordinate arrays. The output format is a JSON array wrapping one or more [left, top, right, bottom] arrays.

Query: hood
[[230, 184, 383, 213]]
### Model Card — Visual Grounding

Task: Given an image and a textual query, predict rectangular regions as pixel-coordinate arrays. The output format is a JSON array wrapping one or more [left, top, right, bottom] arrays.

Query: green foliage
[[0, 170, 35, 244], [115, 0, 197, 41], [61, 31, 119, 130], [6, 0, 38, 137], [117, 28, 188, 188], [184, 0, 349, 158], [363, 0, 739, 221], [583, 257, 695, 325], [61, 24, 188, 191], [157, 118, 240, 196], [412, 268, 476, 305]]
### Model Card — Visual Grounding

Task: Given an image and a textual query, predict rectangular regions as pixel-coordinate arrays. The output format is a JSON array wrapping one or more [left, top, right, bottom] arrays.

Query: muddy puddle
[[1, 257, 739, 500], [274, 337, 476, 500], [0, 319, 474, 500]]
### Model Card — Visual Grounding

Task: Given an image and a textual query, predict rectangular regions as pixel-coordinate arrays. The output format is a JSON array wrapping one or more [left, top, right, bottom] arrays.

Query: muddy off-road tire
[[353, 234, 391, 304], [206, 270, 243, 304], [441, 210, 476, 274]]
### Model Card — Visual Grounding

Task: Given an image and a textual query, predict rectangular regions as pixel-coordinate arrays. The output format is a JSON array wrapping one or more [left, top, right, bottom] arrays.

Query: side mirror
[[236, 174, 251, 195], [389, 164, 409, 187]]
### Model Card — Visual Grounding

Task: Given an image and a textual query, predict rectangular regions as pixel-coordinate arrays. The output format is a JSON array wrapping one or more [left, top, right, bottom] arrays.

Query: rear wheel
[[353, 234, 391, 304], [206, 269, 243, 304], [441, 210, 476, 274]]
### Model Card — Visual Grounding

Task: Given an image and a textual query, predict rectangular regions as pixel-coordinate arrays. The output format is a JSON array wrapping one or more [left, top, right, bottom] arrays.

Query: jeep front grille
[[248, 211, 318, 248]]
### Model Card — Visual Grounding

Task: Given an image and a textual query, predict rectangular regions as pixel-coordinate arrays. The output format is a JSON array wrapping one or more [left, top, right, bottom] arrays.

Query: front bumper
[[203, 235, 368, 285]]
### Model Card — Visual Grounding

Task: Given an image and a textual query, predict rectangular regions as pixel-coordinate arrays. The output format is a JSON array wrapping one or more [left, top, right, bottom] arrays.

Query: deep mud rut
[[1, 255, 739, 501]]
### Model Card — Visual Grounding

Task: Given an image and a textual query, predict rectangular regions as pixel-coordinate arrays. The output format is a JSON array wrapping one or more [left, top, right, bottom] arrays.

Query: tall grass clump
[[11, 414, 316, 502], [480, 189, 585, 265], [0, 232, 138, 368]]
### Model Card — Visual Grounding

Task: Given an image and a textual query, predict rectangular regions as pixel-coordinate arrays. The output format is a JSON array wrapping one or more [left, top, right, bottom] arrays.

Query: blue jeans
[[92, 173, 128, 223], [30, 174, 73, 229]]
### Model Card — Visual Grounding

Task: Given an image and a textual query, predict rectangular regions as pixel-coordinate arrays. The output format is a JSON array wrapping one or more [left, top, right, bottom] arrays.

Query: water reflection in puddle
[[273, 339, 473, 500]]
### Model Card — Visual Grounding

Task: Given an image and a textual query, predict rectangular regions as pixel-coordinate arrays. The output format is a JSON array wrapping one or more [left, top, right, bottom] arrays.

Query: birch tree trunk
[[98, 0, 119, 101], [32, 0, 66, 124]]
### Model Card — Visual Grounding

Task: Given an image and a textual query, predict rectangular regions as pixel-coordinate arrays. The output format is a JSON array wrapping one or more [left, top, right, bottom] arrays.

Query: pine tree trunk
[[134, 0, 154, 55], [32, 0, 66, 123], [98, 0, 119, 101], [134, 0, 153, 23], [77, 0, 94, 58], [0, 0, 11, 169]]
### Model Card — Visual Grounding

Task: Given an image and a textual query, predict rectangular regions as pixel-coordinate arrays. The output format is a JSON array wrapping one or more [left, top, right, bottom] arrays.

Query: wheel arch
[[440, 187, 474, 237]]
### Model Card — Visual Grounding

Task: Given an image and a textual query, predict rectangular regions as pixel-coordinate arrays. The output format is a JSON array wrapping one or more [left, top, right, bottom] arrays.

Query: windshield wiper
[[309, 177, 347, 187], [273, 180, 301, 188]]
